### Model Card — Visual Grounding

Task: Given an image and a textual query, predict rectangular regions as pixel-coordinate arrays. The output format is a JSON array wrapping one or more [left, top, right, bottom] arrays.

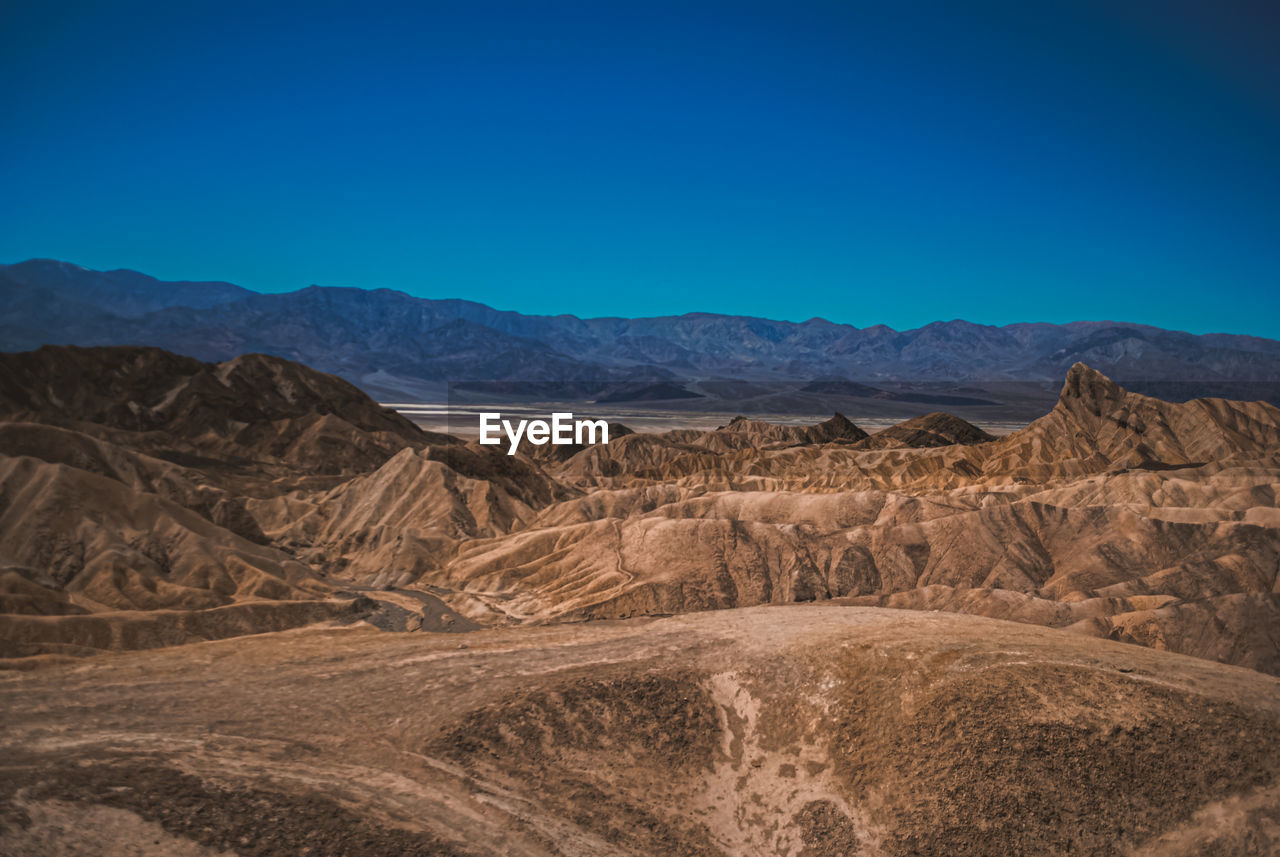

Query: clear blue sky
[[3, 0, 1278, 335]]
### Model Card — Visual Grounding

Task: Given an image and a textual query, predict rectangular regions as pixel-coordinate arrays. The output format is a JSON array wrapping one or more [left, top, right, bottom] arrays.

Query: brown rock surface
[[375, 365, 1279, 674], [854, 410, 994, 449], [3, 346, 1280, 854], [2, 350, 1278, 678], [2, 607, 1277, 856], [0, 344, 443, 482]]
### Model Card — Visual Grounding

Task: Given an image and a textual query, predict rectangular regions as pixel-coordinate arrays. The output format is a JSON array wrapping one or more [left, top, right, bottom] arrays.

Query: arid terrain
[[5, 608, 1279, 857], [2, 344, 1279, 855]]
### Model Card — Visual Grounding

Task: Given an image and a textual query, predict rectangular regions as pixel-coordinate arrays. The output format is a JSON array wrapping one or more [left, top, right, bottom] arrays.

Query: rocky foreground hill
[[2, 345, 1279, 855], [5, 608, 1278, 857]]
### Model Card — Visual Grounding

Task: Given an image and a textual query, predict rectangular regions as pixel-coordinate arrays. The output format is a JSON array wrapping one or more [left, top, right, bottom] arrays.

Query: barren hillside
[[3, 608, 1278, 856], [2, 348, 1279, 676], [2, 345, 1279, 855]]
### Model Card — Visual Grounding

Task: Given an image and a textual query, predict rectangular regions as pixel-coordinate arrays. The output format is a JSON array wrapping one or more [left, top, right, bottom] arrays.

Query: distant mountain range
[[4, 258, 1280, 410]]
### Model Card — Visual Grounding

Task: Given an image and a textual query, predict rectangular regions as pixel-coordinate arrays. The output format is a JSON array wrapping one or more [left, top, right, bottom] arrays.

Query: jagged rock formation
[[0, 345, 441, 479], [855, 411, 994, 448], [3, 345, 1280, 855], [0, 346, 486, 651], [1, 349, 1278, 679], [675, 412, 869, 452], [377, 363, 1279, 672]]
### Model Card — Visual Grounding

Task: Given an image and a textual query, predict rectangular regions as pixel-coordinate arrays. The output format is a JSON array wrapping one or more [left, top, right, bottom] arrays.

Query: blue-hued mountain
[[4, 259, 1279, 409], [1, 258, 255, 317]]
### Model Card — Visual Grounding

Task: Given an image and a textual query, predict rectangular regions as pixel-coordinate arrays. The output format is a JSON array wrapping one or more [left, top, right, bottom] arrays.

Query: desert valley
[[1, 343, 1278, 856], [8, 0, 1280, 852]]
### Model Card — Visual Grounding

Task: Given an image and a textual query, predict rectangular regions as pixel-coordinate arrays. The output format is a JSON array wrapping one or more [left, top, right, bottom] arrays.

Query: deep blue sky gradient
[[3, 0, 1278, 335]]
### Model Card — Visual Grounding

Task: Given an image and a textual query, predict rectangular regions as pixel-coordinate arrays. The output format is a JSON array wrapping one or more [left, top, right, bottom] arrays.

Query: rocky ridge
[[0, 350, 1278, 678]]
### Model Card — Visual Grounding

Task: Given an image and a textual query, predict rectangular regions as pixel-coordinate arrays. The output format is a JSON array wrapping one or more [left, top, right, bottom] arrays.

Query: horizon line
[[3, 256, 1271, 342]]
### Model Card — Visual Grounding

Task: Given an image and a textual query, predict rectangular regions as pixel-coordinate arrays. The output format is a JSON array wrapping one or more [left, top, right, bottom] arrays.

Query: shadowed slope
[[0, 455, 331, 613], [0, 345, 441, 478]]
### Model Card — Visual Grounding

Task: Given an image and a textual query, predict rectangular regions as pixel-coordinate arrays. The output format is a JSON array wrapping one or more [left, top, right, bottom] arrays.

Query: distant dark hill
[[796, 379, 885, 397], [4, 259, 1280, 407], [594, 382, 704, 403], [799, 378, 999, 406]]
